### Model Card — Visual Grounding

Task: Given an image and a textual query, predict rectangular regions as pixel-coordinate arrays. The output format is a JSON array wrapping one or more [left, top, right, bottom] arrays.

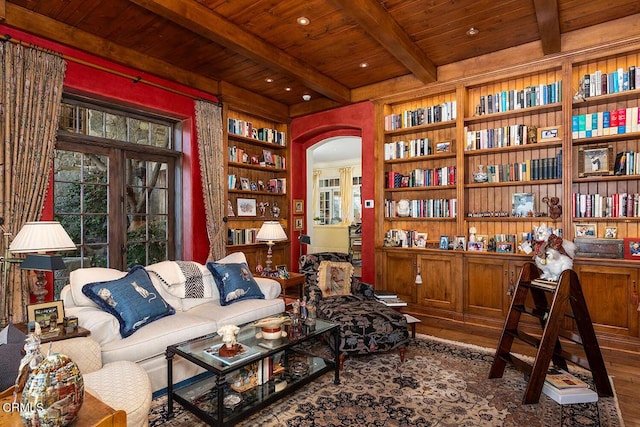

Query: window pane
[[87, 109, 104, 137], [84, 215, 108, 244], [84, 184, 108, 213], [150, 189, 167, 215], [105, 113, 127, 140], [129, 118, 149, 145], [54, 182, 80, 214], [151, 123, 171, 148]]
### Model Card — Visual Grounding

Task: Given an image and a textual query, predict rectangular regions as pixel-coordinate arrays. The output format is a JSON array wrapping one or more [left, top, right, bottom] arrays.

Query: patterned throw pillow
[[316, 261, 353, 297], [207, 262, 265, 306], [82, 265, 175, 338]]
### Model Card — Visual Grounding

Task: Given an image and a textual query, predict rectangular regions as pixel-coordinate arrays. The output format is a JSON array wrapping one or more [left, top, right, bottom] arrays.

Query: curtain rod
[[2, 34, 222, 106]]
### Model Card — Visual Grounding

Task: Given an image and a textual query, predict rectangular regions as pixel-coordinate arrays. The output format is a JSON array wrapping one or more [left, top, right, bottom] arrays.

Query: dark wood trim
[[533, 0, 561, 55]]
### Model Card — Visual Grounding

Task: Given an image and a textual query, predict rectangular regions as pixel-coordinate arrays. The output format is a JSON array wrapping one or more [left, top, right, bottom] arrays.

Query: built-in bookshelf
[[225, 107, 290, 269]]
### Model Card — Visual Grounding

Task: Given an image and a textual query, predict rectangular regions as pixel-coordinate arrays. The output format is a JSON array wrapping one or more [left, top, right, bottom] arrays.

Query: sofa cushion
[[207, 262, 265, 306], [316, 260, 353, 297], [82, 265, 175, 338], [70, 267, 128, 308]]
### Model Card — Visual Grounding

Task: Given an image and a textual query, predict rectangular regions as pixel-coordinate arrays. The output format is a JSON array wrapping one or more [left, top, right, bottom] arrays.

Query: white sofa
[[60, 252, 285, 393]]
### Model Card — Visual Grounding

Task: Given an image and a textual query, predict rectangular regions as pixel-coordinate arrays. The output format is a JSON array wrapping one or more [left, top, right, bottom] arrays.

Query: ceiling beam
[[327, 0, 436, 83], [129, 0, 351, 104], [533, 0, 561, 55]]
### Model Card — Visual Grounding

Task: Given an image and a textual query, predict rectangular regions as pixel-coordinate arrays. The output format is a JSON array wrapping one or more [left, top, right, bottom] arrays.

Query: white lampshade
[[9, 221, 76, 253], [256, 221, 287, 242]]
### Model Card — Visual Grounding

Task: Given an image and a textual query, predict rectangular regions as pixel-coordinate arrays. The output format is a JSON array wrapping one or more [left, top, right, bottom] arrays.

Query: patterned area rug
[[149, 334, 623, 426]]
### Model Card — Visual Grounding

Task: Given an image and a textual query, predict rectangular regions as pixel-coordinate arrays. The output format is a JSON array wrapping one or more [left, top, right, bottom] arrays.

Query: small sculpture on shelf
[[271, 201, 280, 218], [217, 324, 241, 357], [532, 223, 576, 281], [542, 196, 562, 220], [473, 165, 488, 183], [259, 201, 269, 217]]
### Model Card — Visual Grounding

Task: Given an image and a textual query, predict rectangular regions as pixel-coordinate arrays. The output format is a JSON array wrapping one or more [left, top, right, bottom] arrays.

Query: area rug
[[149, 334, 623, 426]]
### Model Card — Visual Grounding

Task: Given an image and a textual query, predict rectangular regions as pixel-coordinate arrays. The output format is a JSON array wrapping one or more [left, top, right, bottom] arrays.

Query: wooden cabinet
[[224, 107, 291, 271], [415, 252, 461, 318], [380, 249, 416, 303]]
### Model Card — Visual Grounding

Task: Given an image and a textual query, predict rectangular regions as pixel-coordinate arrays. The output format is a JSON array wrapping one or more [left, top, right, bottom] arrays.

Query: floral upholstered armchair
[[299, 252, 408, 366]]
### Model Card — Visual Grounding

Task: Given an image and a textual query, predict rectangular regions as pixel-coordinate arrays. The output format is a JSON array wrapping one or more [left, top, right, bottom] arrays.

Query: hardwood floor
[[415, 319, 640, 427]]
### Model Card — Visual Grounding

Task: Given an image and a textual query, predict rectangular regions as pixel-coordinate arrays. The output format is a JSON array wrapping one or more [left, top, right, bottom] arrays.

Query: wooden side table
[[270, 272, 305, 300], [12, 324, 91, 344], [0, 386, 126, 427]]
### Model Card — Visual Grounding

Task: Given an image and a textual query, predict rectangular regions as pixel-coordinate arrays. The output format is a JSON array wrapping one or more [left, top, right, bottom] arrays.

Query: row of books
[[228, 175, 286, 193], [383, 138, 432, 160], [572, 192, 640, 218], [228, 118, 286, 146], [464, 124, 534, 151], [384, 198, 457, 218], [384, 101, 456, 131], [581, 66, 638, 98], [227, 228, 260, 245], [475, 156, 562, 183], [385, 166, 456, 189], [383, 228, 427, 248], [475, 81, 562, 115], [228, 146, 286, 169], [571, 107, 640, 138], [542, 367, 597, 404], [613, 150, 640, 176]]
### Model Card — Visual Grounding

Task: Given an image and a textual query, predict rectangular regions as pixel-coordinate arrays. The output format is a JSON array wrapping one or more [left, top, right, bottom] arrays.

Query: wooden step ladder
[[489, 262, 613, 404]]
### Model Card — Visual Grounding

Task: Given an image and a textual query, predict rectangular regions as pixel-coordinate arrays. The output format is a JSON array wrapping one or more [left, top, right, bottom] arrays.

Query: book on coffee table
[[204, 343, 260, 366]]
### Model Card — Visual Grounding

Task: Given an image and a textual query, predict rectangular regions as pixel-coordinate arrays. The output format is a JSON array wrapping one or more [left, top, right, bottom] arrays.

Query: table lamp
[[9, 221, 76, 303], [256, 221, 287, 276]]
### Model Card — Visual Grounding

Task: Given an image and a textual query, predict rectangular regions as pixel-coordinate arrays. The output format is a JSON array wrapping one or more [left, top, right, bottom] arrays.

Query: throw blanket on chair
[[147, 261, 214, 299]]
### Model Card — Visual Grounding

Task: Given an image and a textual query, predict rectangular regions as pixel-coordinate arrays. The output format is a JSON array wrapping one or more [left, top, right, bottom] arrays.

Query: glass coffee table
[[166, 314, 339, 426]]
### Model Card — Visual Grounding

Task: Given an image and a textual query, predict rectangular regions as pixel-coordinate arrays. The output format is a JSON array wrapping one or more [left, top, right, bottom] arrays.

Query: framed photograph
[[439, 235, 450, 250], [436, 141, 451, 153], [263, 149, 273, 165], [294, 199, 304, 214], [454, 235, 466, 251], [575, 223, 597, 238], [496, 242, 514, 253], [537, 125, 563, 142], [467, 241, 484, 251], [237, 198, 257, 216], [604, 227, 618, 239], [475, 235, 488, 247], [512, 192, 535, 217], [294, 216, 304, 231], [624, 238, 640, 260], [27, 300, 65, 327], [578, 145, 614, 177], [275, 264, 289, 279], [414, 232, 428, 248], [240, 177, 251, 191], [250, 154, 260, 165]]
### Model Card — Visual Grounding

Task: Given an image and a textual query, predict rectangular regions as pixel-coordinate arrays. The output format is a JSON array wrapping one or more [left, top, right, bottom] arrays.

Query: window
[[316, 176, 361, 224], [54, 98, 180, 289]]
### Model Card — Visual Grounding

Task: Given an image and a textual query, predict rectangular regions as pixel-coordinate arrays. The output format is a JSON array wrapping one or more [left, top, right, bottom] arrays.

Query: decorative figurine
[[217, 324, 241, 357], [542, 196, 562, 220], [271, 201, 280, 218], [473, 165, 488, 183], [14, 322, 44, 396], [468, 226, 477, 243], [532, 223, 576, 281], [227, 200, 235, 217]]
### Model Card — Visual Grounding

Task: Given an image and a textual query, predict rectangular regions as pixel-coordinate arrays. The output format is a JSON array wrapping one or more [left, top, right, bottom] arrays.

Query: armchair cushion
[[317, 260, 353, 297]]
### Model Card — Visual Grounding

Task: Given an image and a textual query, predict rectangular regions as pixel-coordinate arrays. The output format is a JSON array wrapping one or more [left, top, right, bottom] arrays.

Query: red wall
[[1, 25, 214, 266], [290, 102, 376, 284]]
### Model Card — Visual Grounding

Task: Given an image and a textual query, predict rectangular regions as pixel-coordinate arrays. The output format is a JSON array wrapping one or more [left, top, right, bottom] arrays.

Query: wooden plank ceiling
[[3, 0, 640, 112]]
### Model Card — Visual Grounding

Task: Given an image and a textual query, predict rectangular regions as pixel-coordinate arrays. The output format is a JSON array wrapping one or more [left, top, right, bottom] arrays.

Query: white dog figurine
[[217, 324, 240, 349], [532, 223, 576, 281]]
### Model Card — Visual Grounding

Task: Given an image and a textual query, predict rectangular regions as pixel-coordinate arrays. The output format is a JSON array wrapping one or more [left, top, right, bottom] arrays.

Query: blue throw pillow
[[82, 265, 175, 338], [207, 262, 265, 306]]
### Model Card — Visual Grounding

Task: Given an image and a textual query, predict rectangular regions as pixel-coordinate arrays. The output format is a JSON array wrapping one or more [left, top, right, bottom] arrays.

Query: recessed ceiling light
[[265, 78, 273, 83], [297, 17, 310, 26], [359, 62, 369, 68], [285, 87, 292, 91], [466, 27, 479, 36]]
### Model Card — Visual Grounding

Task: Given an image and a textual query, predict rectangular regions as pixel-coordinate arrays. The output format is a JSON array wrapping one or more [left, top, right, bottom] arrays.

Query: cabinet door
[[381, 251, 416, 302], [574, 264, 639, 338], [416, 253, 460, 313], [464, 256, 510, 320]]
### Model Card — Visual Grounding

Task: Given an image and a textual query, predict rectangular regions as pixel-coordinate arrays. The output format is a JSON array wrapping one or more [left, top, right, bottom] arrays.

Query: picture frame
[[294, 199, 304, 214], [623, 238, 640, 260], [475, 235, 488, 247], [604, 227, 618, 239], [453, 235, 466, 251], [262, 149, 273, 165], [436, 141, 451, 153], [496, 242, 514, 253], [536, 125, 563, 142], [467, 241, 484, 251], [275, 264, 289, 279], [578, 144, 614, 177], [512, 192, 535, 217], [439, 235, 450, 250], [575, 223, 597, 238], [240, 177, 251, 191], [294, 216, 304, 231], [27, 300, 65, 327], [414, 232, 428, 248], [237, 198, 257, 216]]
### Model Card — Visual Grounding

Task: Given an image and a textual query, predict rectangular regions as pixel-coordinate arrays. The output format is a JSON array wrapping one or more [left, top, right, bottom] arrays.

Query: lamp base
[[31, 271, 49, 303]]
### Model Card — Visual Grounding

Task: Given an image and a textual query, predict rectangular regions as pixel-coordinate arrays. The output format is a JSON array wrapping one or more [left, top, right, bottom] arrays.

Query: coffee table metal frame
[[166, 315, 339, 426]]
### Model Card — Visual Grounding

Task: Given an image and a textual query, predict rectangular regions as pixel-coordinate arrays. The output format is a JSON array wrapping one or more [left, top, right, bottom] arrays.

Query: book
[[374, 290, 398, 299], [204, 343, 260, 366], [545, 368, 589, 389], [542, 382, 598, 404], [379, 298, 407, 307]]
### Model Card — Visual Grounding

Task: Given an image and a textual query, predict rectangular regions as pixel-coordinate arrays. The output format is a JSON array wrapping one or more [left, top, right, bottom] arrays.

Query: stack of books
[[542, 368, 598, 404], [374, 290, 407, 307]]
